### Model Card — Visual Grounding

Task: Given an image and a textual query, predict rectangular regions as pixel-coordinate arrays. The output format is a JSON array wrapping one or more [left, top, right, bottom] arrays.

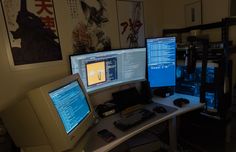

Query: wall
[[162, 0, 229, 29], [161, 0, 236, 86], [0, 0, 163, 112], [143, 0, 163, 37]]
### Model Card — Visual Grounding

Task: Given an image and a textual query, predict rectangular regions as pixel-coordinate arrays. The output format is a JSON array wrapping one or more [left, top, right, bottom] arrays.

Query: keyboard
[[114, 109, 155, 131]]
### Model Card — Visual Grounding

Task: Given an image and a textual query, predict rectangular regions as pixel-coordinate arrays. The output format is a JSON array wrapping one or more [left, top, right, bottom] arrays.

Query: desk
[[84, 93, 204, 152]]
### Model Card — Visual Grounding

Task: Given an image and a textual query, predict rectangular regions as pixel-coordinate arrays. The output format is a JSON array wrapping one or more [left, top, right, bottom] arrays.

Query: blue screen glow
[[49, 81, 90, 134], [147, 37, 176, 87]]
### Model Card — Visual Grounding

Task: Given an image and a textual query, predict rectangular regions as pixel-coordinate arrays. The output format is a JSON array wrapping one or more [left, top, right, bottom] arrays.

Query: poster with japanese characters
[[117, 0, 145, 48], [0, 0, 62, 66], [66, 0, 112, 54]]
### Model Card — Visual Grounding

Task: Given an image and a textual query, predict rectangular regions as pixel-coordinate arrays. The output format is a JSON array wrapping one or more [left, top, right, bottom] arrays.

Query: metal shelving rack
[[162, 18, 236, 145], [163, 18, 236, 120]]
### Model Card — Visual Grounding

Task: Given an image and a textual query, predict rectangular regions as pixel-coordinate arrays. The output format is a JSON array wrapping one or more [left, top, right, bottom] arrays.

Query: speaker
[[140, 81, 152, 103]]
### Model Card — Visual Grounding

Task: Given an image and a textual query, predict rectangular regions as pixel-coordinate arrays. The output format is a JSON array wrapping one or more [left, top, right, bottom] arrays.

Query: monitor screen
[[49, 81, 91, 134], [146, 37, 176, 88], [70, 48, 146, 93]]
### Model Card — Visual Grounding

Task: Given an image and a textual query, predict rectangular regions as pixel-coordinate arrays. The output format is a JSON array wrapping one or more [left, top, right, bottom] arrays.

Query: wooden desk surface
[[83, 93, 204, 152]]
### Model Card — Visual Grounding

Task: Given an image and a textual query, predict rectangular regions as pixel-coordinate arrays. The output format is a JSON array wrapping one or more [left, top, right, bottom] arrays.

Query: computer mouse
[[153, 106, 167, 113], [173, 98, 190, 107]]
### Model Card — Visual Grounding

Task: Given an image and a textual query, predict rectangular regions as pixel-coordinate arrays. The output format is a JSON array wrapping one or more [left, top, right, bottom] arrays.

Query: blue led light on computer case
[[176, 65, 200, 96], [176, 65, 218, 111], [205, 92, 218, 112], [176, 65, 216, 94]]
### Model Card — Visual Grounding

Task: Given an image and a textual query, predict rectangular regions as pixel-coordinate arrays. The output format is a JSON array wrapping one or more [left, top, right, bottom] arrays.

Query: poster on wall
[[185, 0, 202, 27], [117, 0, 145, 48], [0, 0, 62, 67], [66, 0, 112, 54]]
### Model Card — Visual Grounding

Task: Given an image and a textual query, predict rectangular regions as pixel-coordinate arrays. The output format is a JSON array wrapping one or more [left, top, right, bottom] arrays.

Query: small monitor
[[146, 37, 176, 88], [2, 74, 95, 152], [70, 48, 146, 93]]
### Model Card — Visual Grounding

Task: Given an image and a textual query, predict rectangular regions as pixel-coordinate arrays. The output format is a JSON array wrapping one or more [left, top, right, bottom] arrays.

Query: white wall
[[161, 0, 236, 86], [143, 0, 163, 36], [162, 0, 229, 29], [202, 0, 229, 24]]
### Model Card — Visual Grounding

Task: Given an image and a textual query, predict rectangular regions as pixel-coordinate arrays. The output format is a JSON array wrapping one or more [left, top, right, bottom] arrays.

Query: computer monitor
[[1, 74, 95, 152], [146, 37, 176, 88], [70, 48, 146, 93]]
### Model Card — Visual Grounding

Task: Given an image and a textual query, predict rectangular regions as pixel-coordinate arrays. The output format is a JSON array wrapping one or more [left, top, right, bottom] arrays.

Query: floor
[[177, 112, 236, 152], [224, 112, 236, 152]]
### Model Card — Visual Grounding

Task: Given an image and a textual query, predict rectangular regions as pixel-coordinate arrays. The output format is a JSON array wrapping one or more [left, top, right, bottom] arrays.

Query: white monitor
[[1, 74, 95, 152], [70, 48, 146, 93]]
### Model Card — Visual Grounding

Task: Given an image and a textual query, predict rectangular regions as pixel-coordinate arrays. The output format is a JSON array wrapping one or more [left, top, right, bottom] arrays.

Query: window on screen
[[86, 61, 107, 86], [147, 37, 176, 88]]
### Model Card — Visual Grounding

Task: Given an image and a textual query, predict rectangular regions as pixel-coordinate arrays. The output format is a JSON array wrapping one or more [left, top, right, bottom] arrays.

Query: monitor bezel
[[28, 74, 95, 151], [69, 47, 147, 94], [145, 36, 177, 88]]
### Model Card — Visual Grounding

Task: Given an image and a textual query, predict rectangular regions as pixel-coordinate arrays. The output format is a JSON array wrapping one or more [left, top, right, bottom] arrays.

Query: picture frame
[[116, 0, 145, 48], [0, 0, 63, 70], [185, 0, 202, 27], [67, 0, 112, 54]]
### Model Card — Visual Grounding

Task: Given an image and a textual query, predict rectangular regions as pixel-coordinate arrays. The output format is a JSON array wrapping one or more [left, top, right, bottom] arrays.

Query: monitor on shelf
[[70, 48, 146, 93], [146, 37, 176, 88], [1, 74, 95, 152]]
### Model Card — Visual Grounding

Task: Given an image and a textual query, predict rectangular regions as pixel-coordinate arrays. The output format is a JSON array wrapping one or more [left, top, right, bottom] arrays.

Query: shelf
[[200, 112, 221, 120], [165, 17, 234, 120], [163, 21, 223, 35]]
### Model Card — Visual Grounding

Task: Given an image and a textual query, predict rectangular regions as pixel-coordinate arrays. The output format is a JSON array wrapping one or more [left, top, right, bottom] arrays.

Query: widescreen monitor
[[2, 74, 95, 152], [146, 37, 176, 88], [70, 48, 146, 93]]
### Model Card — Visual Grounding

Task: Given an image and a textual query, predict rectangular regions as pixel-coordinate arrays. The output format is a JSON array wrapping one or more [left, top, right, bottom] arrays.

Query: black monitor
[[70, 48, 146, 93], [146, 37, 176, 88]]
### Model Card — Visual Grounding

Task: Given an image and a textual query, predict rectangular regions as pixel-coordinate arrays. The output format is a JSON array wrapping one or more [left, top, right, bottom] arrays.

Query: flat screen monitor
[[146, 37, 176, 88], [70, 48, 146, 93], [2, 74, 95, 152]]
